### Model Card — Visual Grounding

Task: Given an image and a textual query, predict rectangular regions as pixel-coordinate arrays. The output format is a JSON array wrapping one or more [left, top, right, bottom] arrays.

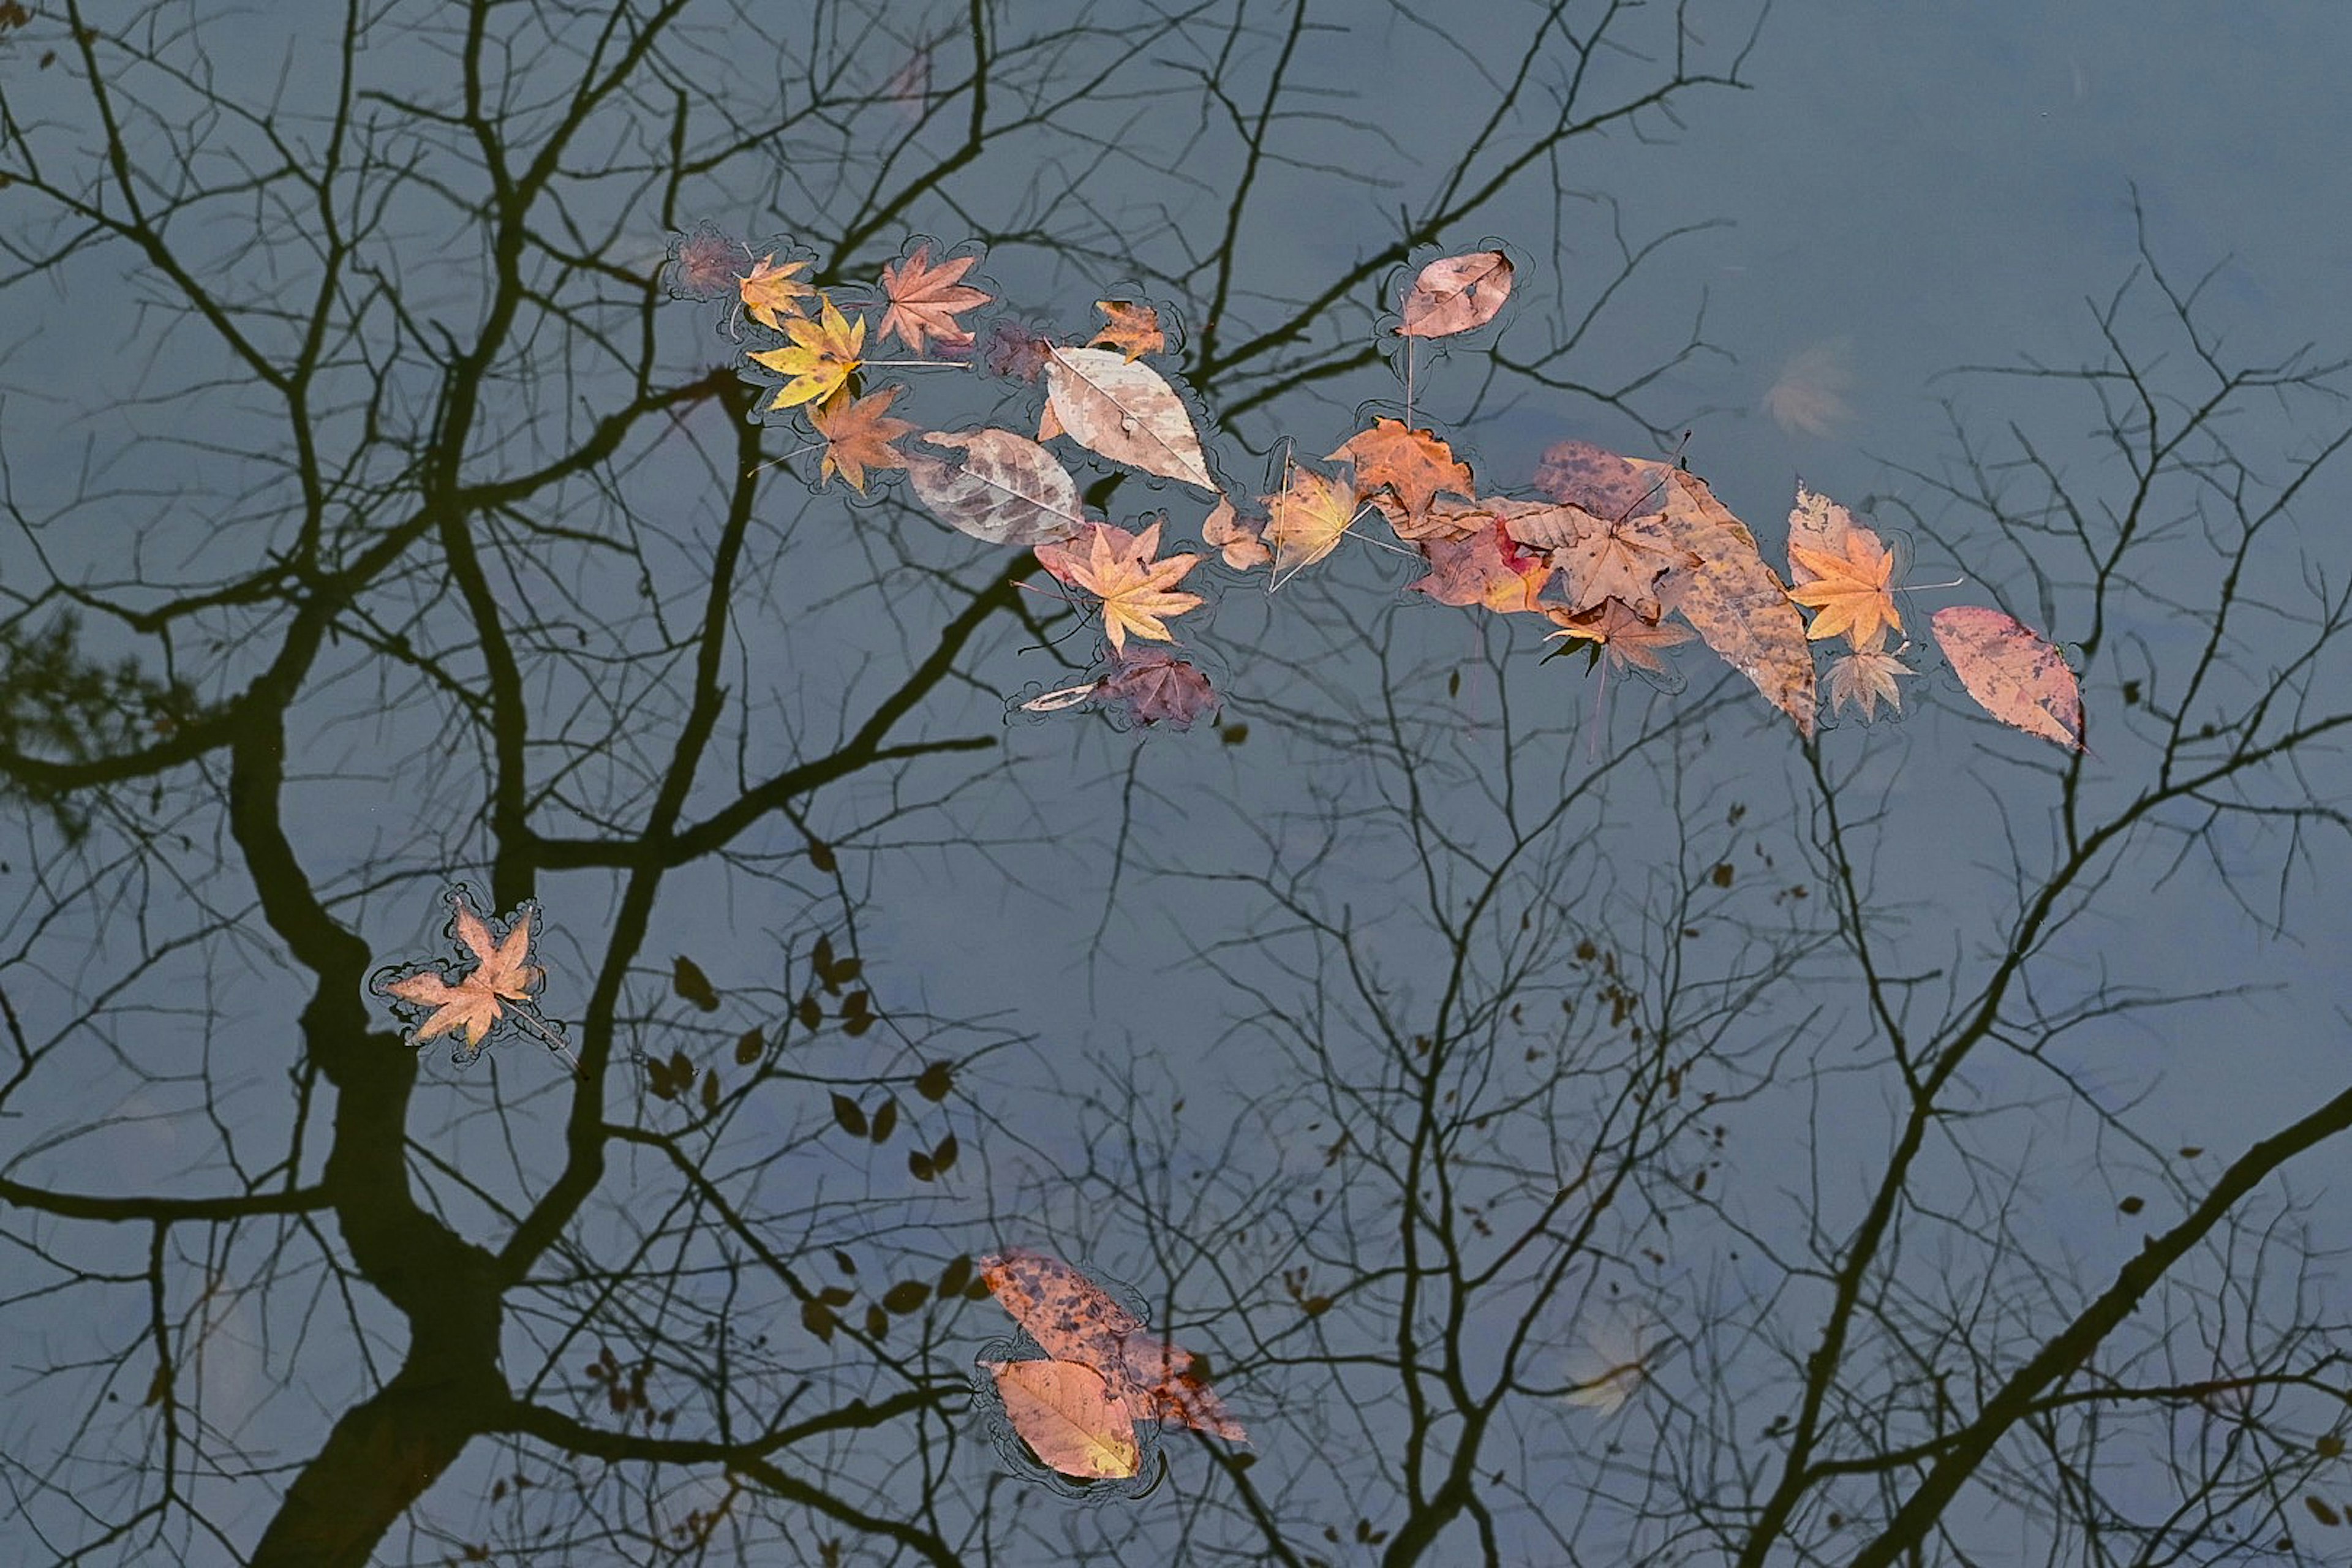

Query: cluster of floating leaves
[[660, 232, 2081, 751]]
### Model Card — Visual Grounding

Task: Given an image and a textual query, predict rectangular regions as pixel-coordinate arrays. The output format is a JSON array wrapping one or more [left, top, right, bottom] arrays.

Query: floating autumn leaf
[[663, 222, 747, 303], [809, 384, 916, 493], [747, 295, 865, 410], [1532, 438, 1668, 522], [1825, 639, 1916, 722], [1200, 497, 1272, 570], [1526, 502, 1694, 621], [1099, 647, 1218, 728], [1930, 606, 2085, 750], [1785, 503, 1901, 650], [373, 887, 551, 1062], [1041, 347, 1216, 490], [737, 252, 815, 328], [979, 1249, 1246, 1444], [1397, 249, 1515, 338], [1032, 519, 1204, 654], [877, 242, 990, 353], [1327, 418, 1474, 522], [901, 429, 1084, 546], [1367, 491, 1502, 545], [1408, 518, 1551, 612], [1261, 463, 1362, 581], [1544, 597, 1695, 675], [1089, 300, 1164, 360], [983, 1359, 1140, 1480], [1649, 467, 1818, 739]]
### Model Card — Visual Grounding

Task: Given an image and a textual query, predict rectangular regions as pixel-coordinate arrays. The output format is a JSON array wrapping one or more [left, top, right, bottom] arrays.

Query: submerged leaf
[[1261, 464, 1361, 578], [1200, 497, 1272, 570], [1825, 641, 1916, 721]]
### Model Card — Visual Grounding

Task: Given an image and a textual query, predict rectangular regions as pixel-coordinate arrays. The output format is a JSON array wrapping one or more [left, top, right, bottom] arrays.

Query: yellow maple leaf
[[382, 896, 541, 1051], [1033, 519, 1204, 654], [747, 295, 866, 411], [1786, 531, 1901, 649], [1261, 464, 1360, 580], [738, 254, 815, 330]]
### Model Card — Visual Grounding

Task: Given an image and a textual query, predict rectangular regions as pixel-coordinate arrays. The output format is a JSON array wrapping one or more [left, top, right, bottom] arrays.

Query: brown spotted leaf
[[1088, 300, 1164, 360], [1650, 468, 1817, 737]]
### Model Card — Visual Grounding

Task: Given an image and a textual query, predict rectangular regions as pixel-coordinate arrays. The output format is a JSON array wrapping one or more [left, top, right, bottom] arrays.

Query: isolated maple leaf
[[1261, 464, 1361, 579], [810, 384, 916, 492], [379, 892, 543, 1053], [739, 254, 815, 329], [878, 243, 990, 353], [1089, 300, 1164, 360], [1032, 519, 1204, 653], [1825, 640, 1915, 721], [1327, 418, 1474, 522], [748, 295, 866, 410], [1787, 530, 1901, 649]]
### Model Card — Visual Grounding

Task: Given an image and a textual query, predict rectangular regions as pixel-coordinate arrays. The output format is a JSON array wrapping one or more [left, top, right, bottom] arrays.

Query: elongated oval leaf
[[982, 1359, 1140, 1479], [902, 429, 1083, 546], [1930, 606, 2084, 750], [1397, 250, 1515, 338], [1042, 347, 1216, 490], [1650, 468, 1817, 738]]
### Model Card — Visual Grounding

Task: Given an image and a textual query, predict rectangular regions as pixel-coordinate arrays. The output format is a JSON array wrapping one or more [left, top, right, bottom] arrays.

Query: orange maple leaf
[[1032, 519, 1204, 654], [738, 254, 815, 330], [1787, 530, 1901, 649], [380, 894, 543, 1053], [1326, 418, 1474, 522], [810, 384, 916, 492], [877, 243, 990, 353], [1089, 300, 1164, 360], [747, 295, 865, 410], [1543, 598, 1696, 674]]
